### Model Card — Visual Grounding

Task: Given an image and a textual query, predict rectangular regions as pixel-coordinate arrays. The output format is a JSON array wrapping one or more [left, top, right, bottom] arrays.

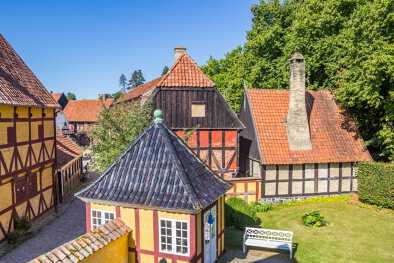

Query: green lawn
[[225, 196, 394, 263]]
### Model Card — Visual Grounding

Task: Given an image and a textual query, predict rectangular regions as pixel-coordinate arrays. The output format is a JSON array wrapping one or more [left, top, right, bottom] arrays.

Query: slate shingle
[[76, 121, 230, 212]]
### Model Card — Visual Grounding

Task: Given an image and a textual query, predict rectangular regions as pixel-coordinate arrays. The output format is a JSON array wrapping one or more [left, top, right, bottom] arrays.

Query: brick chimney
[[286, 52, 312, 151], [174, 46, 187, 61]]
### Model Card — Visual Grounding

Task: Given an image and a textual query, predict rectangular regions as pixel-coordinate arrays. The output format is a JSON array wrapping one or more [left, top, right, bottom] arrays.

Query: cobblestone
[[0, 198, 85, 263]]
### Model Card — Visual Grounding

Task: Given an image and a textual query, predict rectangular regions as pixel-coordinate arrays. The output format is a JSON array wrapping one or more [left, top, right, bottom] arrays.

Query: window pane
[[182, 222, 187, 229], [176, 222, 181, 228]]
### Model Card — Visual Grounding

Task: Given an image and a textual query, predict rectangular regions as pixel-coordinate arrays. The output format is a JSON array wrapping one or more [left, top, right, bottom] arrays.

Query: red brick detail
[[85, 202, 91, 233], [211, 131, 222, 147], [199, 131, 209, 148], [190, 214, 196, 260], [116, 206, 121, 218], [225, 131, 237, 147]]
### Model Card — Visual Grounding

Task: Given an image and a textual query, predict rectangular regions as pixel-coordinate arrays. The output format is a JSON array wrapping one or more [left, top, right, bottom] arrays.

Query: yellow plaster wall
[[16, 107, 28, 118], [41, 167, 53, 190], [0, 183, 12, 211], [30, 108, 42, 119], [140, 254, 154, 263], [120, 207, 136, 239], [44, 120, 54, 138], [81, 235, 129, 263], [157, 210, 190, 221], [90, 203, 116, 213], [31, 121, 40, 140], [0, 105, 13, 118], [0, 122, 12, 145], [139, 209, 154, 251]]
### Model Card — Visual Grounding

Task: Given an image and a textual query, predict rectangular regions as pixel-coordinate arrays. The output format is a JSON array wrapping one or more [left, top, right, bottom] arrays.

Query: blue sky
[[1, 0, 257, 99]]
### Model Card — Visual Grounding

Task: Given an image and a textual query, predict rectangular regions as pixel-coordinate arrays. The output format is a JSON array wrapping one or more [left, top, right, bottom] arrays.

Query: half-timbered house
[[0, 34, 58, 241], [120, 47, 244, 179], [76, 110, 230, 263], [238, 53, 371, 202]]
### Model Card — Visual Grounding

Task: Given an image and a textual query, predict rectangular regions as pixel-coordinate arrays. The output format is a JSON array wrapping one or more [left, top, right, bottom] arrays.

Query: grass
[[225, 195, 394, 263]]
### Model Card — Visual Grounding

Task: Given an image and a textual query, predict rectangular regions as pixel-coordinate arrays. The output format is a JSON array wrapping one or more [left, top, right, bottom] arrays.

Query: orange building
[[63, 98, 113, 134], [0, 34, 58, 241], [76, 110, 230, 263]]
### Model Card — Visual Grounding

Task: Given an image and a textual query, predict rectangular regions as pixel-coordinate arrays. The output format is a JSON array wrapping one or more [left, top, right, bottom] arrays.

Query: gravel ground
[[0, 198, 85, 263]]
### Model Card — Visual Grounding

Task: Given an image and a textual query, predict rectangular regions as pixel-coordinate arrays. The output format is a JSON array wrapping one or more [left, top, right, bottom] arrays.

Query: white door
[[204, 206, 217, 263]]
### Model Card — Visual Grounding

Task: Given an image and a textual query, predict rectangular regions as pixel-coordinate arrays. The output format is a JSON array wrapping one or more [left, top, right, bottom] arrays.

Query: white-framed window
[[91, 209, 115, 230], [159, 218, 189, 256], [191, 103, 206, 118]]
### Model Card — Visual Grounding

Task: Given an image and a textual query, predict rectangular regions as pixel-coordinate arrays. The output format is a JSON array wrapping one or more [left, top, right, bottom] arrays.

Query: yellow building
[[29, 219, 131, 263], [76, 110, 230, 263], [0, 34, 58, 241]]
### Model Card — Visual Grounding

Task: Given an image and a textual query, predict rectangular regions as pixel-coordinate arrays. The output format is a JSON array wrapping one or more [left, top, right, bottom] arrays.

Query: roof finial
[[153, 109, 163, 124]]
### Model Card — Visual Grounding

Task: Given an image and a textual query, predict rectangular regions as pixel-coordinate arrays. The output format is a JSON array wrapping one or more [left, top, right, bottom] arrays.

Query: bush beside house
[[357, 162, 394, 209]]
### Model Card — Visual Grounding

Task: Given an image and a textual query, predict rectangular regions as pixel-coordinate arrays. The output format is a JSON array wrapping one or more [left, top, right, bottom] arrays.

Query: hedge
[[357, 162, 394, 209]]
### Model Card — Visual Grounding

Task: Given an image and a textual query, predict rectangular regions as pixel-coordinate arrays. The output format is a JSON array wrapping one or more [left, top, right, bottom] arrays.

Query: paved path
[[219, 249, 293, 263], [0, 198, 85, 263]]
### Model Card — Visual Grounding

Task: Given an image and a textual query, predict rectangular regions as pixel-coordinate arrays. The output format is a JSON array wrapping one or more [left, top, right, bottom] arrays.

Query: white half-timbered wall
[[261, 162, 357, 202]]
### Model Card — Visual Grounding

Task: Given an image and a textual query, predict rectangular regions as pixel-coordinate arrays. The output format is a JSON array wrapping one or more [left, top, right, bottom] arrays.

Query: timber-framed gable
[[0, 34, 58, 241]]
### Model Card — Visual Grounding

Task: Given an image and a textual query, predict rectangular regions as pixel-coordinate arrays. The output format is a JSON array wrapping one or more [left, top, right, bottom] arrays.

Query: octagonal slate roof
[[76, 120, 230, 213]]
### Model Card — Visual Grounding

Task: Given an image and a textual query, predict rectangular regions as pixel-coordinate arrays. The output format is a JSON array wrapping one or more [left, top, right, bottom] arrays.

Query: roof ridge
[[156, 53, 186, 87], [75, 125, 154, 197], [156, 123, 203, 210]]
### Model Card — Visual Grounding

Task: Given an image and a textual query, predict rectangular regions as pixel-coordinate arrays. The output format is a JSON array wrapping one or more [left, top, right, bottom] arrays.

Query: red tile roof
[[29, 219, 131, 263], [246, 89, 371, 164], [0, 34, 58, 108], [158, 54, 214, 88], [56, 131, 83, 168], [119, 77, 162, 103], [119, 53, 214, 103], [51, 92, 63, 102], [63, 99, 112, 122]]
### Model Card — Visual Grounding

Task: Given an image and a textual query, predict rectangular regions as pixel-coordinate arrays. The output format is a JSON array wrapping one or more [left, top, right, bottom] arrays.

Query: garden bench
[[243, 227, 294, 259]]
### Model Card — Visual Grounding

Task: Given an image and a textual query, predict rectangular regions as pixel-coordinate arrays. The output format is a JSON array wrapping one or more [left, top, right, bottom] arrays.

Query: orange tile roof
[[158, 53, 214, 88], [119, 77, 162, 103], [51, 92, 63, 102], [246, 89, 371, 164], [119, 53, 214, 102], [0, 34, 58, 108], [63, 99, 111, 122], [56, 131, 83, 167], [29, 219, 131, 263]]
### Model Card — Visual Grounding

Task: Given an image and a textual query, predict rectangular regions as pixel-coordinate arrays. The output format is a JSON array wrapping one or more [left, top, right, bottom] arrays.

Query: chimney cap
[[174, 46, 187, 51], [290, 52, 304, 61]]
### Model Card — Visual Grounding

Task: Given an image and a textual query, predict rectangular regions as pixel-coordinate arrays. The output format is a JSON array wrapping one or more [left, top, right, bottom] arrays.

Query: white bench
[[243, 227, 294, 259]]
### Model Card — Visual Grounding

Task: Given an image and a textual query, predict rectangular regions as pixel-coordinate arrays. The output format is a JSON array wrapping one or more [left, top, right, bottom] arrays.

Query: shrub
[[249, 202, 273, 213], [225, 198, 261, 229], [302, 211, 327, 227], [6, 216, 32, 244], [14, 216, 31, 232], [357, 162, 394, 209]]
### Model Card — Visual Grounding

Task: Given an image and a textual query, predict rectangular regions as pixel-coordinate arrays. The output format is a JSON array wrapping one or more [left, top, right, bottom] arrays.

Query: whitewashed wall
[[262, 162, 357, 200]]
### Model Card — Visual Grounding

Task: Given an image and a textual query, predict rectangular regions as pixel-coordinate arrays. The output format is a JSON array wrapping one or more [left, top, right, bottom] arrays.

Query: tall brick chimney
[[174, 46, 187, 61], [286, 52, 312, 151]]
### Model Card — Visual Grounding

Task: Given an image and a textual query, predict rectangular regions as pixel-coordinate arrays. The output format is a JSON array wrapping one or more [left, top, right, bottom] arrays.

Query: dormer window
[[191, 102, 205, 118]]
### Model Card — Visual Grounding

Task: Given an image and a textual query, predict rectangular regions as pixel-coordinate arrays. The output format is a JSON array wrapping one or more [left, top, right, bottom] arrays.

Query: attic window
[[191, 103, 205, 118]]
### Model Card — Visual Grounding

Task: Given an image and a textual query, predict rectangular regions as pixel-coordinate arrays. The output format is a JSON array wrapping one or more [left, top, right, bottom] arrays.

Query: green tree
[[202, 0, 394, 161], [161, 65, 169, 76], [119, 74, 127, 93], [90, 101, 152, 171], [112, 91, 123, 101], [66, 92, 76, 100], [127, 70, 145, 90]]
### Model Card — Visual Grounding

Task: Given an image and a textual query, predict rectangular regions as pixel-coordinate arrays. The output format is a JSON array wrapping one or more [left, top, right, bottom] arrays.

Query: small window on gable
[[191, 103, 205, 118]]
